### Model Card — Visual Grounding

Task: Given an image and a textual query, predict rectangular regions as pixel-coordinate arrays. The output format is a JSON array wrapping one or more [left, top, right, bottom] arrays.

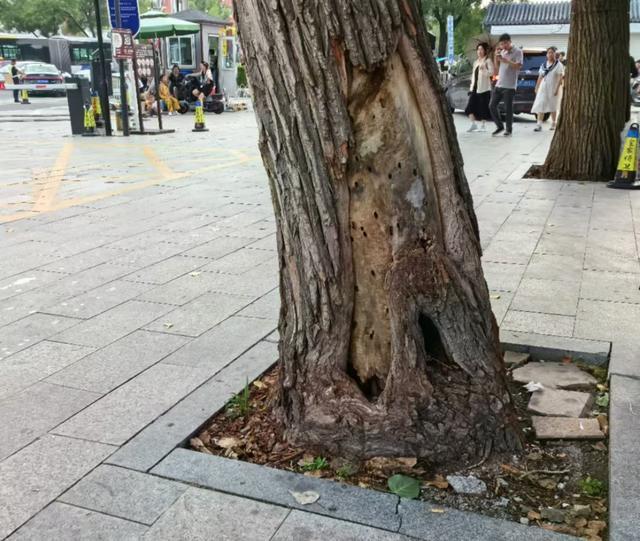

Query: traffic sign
[[447, 15, 455, 65], [108, 0, 141, 37], [113, 28, 135, 59]]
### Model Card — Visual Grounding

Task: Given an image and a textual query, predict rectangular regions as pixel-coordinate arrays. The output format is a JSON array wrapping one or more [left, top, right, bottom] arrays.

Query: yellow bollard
[[91, 94, 102, 121], [192, 101, 209, 132], [20, 88, 30, 105]]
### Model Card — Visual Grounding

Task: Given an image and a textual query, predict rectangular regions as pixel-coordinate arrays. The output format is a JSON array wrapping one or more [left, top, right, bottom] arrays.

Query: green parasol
[[137, 10, 200, 39]]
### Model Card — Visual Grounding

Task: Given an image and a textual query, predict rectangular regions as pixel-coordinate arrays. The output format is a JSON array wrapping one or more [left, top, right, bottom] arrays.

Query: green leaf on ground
[[595, 393, 609, 408], [388, 474, 421, 499]]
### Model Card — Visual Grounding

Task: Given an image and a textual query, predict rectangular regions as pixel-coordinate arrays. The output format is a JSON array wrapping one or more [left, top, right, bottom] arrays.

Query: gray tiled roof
[[173, 9, 229, 26], [485, 0, 640, 26]]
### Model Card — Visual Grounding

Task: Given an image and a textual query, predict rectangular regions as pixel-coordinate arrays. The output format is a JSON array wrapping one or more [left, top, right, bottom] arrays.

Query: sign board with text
[[113, 28, 134, 60], [108, 0, 141, 37], [447, 15, 455, 64]]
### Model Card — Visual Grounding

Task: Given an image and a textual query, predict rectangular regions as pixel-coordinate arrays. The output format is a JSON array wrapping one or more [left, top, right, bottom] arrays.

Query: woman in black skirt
[[465, 43, 494, 132]]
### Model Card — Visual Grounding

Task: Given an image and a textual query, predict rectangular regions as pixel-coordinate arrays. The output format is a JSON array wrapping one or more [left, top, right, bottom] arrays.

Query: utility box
[[65, 77, 92, 135]]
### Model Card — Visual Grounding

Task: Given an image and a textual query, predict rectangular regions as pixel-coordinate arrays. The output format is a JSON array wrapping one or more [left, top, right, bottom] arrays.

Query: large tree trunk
[[541, 0, 630, 181], [234, 0, 520, 464]]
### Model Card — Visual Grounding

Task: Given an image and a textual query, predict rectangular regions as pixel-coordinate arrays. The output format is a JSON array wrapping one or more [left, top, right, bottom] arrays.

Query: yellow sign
[[617, 132, 638, 173]]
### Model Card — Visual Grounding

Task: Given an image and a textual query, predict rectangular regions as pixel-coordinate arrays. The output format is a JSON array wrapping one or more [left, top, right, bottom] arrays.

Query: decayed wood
[[233, 0, 521, 463], [541, 0, 630, 181]]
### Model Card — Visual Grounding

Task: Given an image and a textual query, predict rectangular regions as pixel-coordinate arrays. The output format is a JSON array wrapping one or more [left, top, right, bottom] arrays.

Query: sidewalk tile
[[502, 310, 575, 337], [0, 341, 94, 400], [143, 487, 287, 540], [9, 503, 147, 540], [510, 278, 580, 316], [0, 313, 80, 360], [46, 330, 189, 394], [0, 435, 115, 539], [0, 382, 100, 461], [51, 300, 173, 348], [60, 465, 186, 525]]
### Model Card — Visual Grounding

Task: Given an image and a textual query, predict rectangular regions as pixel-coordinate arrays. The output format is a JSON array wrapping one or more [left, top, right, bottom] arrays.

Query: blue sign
[[108, 0, 141, 37], [447, 15, 454, 64]]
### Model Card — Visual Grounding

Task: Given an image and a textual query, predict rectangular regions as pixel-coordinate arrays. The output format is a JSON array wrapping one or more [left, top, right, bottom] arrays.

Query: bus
[[0, 34, 111, 75]]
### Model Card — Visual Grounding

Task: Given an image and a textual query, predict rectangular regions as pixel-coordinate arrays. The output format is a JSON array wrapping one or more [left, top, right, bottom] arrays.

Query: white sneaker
[[550, 123, 556, 130], [467, 123, 478, 132], [479, 123, 487, 132], [534, 125, 542, 132]]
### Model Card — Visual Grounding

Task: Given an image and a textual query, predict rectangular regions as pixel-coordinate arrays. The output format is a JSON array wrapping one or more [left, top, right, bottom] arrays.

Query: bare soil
[[192, 362, 609, 540]]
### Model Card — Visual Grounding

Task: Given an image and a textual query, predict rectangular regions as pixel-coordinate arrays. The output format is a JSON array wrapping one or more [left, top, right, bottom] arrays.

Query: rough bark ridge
[[541, 0, 629, 181], [234, 0, 520, 464]]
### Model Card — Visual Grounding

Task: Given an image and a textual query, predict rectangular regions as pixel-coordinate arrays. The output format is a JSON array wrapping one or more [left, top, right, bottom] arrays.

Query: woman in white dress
[[532, 47, 565, 131]]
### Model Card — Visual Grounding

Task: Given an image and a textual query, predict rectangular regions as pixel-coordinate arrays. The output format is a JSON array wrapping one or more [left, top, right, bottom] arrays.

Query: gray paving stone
[[398, 498, 571, 540], [0, 270, 65, 301], [574, 299, 640, 342], [503, 350, 530, 368], [37, 247, 122, 275], [162, 315, 275, 368], [143, 486, 287, 540], [0, 341, 94, 400], [42, 262, 141, 299], [247, 233, 277, 251], [532, 416, 603, 440], [108, 340, 278, 471], [136, 271, 228, 306], [272, 510, 410, 541], [238, 288, 280, 320], [200, 247, 275, 275], [205, 262, 279, 297], [0, 313, 81, 360], [510, 278, 580, 316], [527, 388, 593, 418], [0, 382, 101, 461], [44, 279, 152, 319], [583, 247, 640, 274], [9, 503, 147, 540], [107, 242, 187, 268], [482, 239, 538, 265], [500, 330, 610, 365], [151, 450, 401, 531], [524, 253, 583, 282], [51, 300, 173, 348], [0, 435, 115, 539], [512, 362, 597, 390], [121, 255, 207, 285], [608, 340, 640, 379], [60, 465, 186, 525], [144, 292, 252, 337], [482, 262, 527, 292], [609, 375, 640, 541], [580, 270, 640, 304], [46, 330, 189, 394], [502, 311, 575, 338], [490, 291, 514, 325], [534, 233, 587, 258], [53, 362, 213, 445], [181, 235, 254, 260]]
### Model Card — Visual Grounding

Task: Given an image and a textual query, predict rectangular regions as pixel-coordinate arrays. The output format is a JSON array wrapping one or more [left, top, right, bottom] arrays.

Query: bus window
[[0, 44, 19, 60]]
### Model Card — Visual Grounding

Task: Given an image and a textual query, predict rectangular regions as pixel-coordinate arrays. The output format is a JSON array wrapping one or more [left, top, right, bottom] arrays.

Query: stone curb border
[[111, 337, 633, 540]]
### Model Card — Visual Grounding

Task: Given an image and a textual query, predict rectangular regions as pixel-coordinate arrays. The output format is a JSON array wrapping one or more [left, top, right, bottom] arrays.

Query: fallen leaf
[[527, 511, 541, 521], [587, 520, 606, 534], [215, 436, 241, 449], [573, 517, 588, 528], [163, 322, 174, 329], [501, 464, 522, 476], [252, 380, 266, 389], [596, 414, 609, 435], [397, 457, 418, 467], [425, 474, 449, 490], [190, 437, 212, 454], [561, 356, 573, 364], [289, 490, 320, 505], [189, 272, 201, 277], [490, 294, 501, 300], [430, 508, 446, 513], [591, 441, 607, 452]]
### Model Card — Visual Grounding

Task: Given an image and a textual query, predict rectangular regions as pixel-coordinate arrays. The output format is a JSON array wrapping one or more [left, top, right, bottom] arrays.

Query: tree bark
[[234, 0, 521, 464], [541, 0, 630, 181]]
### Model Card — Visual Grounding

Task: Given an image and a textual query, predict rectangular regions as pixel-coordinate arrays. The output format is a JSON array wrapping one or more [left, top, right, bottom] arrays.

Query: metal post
[[132, 49, 145, 133], [115, 0, 130, 136], [94, 0, 112, 136], [153, 45, 164, 131]]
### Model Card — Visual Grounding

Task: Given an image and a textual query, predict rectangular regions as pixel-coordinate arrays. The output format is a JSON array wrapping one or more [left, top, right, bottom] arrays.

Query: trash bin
[[65, 77, 91, 135]]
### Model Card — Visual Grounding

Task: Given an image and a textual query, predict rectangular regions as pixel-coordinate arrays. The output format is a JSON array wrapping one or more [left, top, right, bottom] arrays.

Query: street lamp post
[[93, 0, 112, 136], [115, 0, 130, 136]]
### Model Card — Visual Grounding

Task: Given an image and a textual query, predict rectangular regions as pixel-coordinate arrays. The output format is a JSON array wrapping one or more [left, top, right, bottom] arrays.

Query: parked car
[[20, 63, 65, 96], [445, 48, 548, 118]]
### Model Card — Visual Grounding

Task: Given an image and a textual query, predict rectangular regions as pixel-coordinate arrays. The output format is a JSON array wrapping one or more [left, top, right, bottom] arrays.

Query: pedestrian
[[464, 43, 494, 132], [558, 51, 567, 66], [10, 59, 23, 104], [532, 47, 565, 132], [168, 64, 184, 99], [159, 74, 180, 115], [489, 33, 523, 137]]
